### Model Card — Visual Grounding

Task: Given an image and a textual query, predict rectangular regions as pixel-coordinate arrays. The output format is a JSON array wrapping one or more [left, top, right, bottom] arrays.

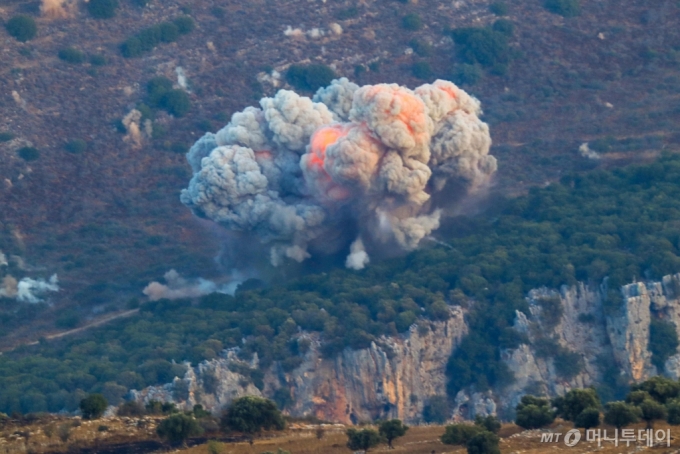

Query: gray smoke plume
[[181, 79, 496, 268], [143, 269, 240, 301], [0, 274, 59, 303]]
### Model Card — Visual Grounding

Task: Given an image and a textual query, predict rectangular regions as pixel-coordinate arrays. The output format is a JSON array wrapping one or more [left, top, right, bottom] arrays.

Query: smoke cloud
[[143, 269, 240, 301], [0, 274, 60, 303], [40, 0, 74, 18], [181, 79, 496, 268]]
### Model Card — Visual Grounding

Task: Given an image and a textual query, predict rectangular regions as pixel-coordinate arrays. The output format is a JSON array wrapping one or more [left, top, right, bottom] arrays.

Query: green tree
[[633, 375, 680, 403], [161, 90, 191, 117], [402, 14, 423, 31], [173, 16, 195, 34], [285, 64, 336, 92], [515, 395, 554, 429], [626, 390, 653, 405], [17, 147, 40, 161], [603, 401, 641, 428], [574, 407, 600, 429], [466, 430, 500, 454], [156, 413, 203, 446], [441, 424, 483, 445], [639, 399, 667, 429], [6, 15, 37, 42], [221, 396, 285, 441], [346, 428, 382, 452], [87, 0, 118, 19], [378, 419, 408, 449], [79, 394, 108, 420], [552, 388, 600, 422], [58, 47, 85, 64], [474, 415, 501, 433]]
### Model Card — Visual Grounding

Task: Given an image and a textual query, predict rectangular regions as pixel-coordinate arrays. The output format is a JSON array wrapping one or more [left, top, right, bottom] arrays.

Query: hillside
[[1, 0, 680, 345]]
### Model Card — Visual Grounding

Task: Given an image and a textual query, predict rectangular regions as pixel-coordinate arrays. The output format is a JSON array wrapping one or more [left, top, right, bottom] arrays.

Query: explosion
[[181, 79, 496, 269]]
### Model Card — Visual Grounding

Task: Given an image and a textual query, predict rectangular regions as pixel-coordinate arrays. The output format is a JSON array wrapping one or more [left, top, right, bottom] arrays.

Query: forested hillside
[[3, 154, 680, 415]]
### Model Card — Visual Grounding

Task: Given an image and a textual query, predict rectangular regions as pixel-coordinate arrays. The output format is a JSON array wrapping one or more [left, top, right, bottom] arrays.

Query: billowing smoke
[[181, 79, 496, 268], [0, 274, 59, 303], [40, 0, 75, 18], [143, 269, 241, 301]]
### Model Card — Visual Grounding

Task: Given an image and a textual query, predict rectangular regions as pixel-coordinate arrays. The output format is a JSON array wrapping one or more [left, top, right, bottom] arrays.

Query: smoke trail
[[181, 79, 496, 268]]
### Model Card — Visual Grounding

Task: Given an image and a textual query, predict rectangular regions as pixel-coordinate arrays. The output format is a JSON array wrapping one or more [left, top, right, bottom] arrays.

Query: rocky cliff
[[131, 274, 680, 424]]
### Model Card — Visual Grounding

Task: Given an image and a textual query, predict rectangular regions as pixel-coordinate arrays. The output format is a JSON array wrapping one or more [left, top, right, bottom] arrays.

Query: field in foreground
[[3, 417, 680, 453]]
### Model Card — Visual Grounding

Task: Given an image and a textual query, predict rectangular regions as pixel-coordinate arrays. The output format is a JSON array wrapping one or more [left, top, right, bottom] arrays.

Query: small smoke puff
[[41, 0, 73, 18], [0, 275, 18, 298], [175, 67, 188, 91], [307, 28, 325, 39], [260, 90, 334, 152], [579, 143, 600, 160], [15, 274, 59, 303], [329, 23, 343, 35], [122, 109, 143, 149], [284, 26, 304, 38], [345, 238, 369, 270], [0, 251, 7, 267], [312, 77, 359, 121], [143, 269, 237, 301]]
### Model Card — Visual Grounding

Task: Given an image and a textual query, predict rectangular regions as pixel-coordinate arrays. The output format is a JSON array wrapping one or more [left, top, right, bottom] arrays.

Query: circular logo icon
[[564, 429, 581, 447]]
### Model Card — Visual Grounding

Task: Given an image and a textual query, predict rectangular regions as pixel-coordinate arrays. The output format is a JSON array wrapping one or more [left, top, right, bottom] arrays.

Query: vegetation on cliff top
[[3, 154, 680, 414]]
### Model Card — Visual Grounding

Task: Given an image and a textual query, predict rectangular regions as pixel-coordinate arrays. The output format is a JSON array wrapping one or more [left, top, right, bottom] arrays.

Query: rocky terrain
[[129, 274, 680, 424]]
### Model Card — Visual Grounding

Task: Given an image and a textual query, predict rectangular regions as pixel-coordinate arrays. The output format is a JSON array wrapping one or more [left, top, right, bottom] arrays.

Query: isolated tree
[[221, 396, 285, 442], [574, 407, 600, 429], [474, 415, 501, 434], [515, 395, 554, 429], [604, 401, 641, 429], [346, 428, 382, 452], [626, 390, 653, 405], [80, 394, 108, 420], [156, 413, 203, 446], [379, 419, 408, 449], [441, 424, 483, 445], [552, 388, 600, 422], [639, 399, 667, 429], [6, 15, 37, 42], [466, 430, 501, 454], [423, 395, 449, 423]]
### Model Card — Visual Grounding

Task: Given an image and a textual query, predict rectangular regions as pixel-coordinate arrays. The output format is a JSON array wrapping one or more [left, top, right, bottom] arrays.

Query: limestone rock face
[[132, 274, 680, 423]]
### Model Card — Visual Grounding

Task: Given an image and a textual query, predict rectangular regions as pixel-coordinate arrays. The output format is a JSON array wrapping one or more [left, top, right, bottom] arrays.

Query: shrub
[[649, 319, 679, 371], [515, 395, 555, 429], [64, 139, 87, 154], [159, 22, 179, 42], [402, 13, 423, 31], [87, 0, 119, 19], [492, 19, 515, 37], [552, 388, 600, 422], [0, 132, 14, 142], [157, 413, 203, 445], [161, 90, 191, 117], [346, 428, 382, 452], [453, 64, 483, 85], [58, 47, 85, 64], [121, 37, 143, 58], [117, 401, 145, 416], [286, 64, 336, 92], [451, 27, 509, 68], [147, 76, 174, 103], [409, 38, 433, 57], [544, 0, 580, 17], [89, 54, 107, 66], [474, 415, 501, 433], [604, 401, 641, 428], [220, 396, 285, 436], [17, 146, 40, 161], [554, 349, 584, 379], [640, 399, 667, 429], [441, 424, 482, 445], [489, 2, 508, 15], [6, 15, 37, 42], [97, 425, 109, 431], [412, 61, 433, 80], [666, 399, 680, 425], [630, 376, 680, 404], [335, 7, 359, 20], [80, 394, 108, 420], [466, 430, 500, 454], [56, 312, 80, 329], [574, 407, 600, 429], [174, 16, 195, 34]]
